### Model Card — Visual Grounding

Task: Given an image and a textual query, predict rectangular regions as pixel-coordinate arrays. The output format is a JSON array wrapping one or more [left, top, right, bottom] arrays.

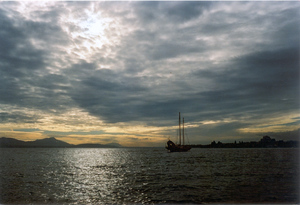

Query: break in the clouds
[[0, 1, 299, 146]]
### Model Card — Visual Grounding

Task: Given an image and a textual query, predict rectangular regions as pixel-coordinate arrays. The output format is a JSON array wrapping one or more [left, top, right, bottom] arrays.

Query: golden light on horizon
[[238, 113, 300, 134], [0, 130, 44, 142]]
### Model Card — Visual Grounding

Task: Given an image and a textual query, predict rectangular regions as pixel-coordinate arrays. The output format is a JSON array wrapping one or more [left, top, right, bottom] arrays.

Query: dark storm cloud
[[0, 111, 40, 124], [0, 1, 299, 142], [133, 1, 211, 24], [0, 10, 46, 76], [108, 2, 212, 63], [0, 7, 46, 107], [191, 45, 299, 121], [68, 67, 150, 123], [149, 41, 203, 60], [0, 3, 73, 114], [163, 2, 211, 22], [69, 44, 299, 127]]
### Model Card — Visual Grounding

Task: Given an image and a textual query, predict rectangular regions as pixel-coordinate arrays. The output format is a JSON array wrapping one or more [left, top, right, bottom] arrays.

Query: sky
[[0, 1, 299, 147]]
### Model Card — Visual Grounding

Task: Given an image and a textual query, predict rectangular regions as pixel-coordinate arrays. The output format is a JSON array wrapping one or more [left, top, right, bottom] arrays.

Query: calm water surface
[[0, 148, 299, 204]]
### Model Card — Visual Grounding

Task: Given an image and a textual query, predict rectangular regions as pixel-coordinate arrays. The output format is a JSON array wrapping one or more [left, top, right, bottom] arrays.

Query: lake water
[[0, 148, 299, 204]]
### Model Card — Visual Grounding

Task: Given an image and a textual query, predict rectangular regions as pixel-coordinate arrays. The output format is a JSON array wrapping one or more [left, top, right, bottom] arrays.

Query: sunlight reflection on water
[[0, 148, 299, 204]]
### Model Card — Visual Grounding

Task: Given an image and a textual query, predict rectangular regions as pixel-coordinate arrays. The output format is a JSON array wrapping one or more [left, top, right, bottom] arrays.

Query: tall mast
[[183, 117, 184, 145], [179, 112, 181, 145]]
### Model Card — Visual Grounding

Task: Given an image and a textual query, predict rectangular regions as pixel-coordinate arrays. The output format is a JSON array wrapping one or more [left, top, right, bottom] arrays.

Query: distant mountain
[[0, 137, 123, 148], [26, 137, 72, 148], [0, 137, 27, 148]]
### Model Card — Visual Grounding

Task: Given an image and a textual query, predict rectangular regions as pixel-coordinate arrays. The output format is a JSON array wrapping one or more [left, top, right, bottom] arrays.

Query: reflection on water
[[0, 148, 299, 204]]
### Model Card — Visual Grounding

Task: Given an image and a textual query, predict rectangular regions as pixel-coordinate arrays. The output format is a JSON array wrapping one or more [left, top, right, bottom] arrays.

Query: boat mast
[[179, 112, 181, 145], [183, 117, 184, 145]]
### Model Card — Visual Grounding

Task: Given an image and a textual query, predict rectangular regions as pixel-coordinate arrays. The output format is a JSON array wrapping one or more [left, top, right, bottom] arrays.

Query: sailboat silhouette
[[166, 112, 191, 152]]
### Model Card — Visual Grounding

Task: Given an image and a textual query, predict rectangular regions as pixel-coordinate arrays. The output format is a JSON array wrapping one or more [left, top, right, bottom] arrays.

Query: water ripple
[[0, 148, 299, 204]]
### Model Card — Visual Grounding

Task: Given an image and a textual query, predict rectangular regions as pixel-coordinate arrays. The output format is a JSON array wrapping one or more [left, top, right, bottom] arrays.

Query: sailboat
[[166, 112, 191, 152]]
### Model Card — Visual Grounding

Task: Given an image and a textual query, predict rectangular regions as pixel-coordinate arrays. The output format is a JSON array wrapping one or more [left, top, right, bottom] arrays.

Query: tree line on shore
[[190, 136, 299, 148]]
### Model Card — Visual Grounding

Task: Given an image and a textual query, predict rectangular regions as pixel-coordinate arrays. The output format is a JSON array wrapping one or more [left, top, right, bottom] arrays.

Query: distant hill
[[26, 137, 72, 148], [0, 137, 123, 148], [0, 137, 28, 148]]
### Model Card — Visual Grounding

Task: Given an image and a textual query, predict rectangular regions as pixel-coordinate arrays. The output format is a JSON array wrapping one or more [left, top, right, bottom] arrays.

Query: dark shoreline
[[0, 136, 298, 148], [190, 135, 298, 148]]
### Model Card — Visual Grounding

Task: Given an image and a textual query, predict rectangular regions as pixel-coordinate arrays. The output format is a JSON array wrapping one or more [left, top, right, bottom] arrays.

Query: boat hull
[[166, 140, 191, 152]]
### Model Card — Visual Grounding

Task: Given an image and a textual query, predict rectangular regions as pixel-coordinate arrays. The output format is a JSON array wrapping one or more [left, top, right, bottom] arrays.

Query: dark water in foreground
[[0, 148, 299, 204]]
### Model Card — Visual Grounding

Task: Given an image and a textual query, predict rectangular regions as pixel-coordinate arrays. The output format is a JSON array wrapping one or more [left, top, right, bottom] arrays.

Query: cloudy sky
[[0, 1, 299, 146]]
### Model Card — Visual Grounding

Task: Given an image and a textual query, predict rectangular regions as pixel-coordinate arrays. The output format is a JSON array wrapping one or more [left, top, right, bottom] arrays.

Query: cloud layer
[[0, 2, 299, 146]]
